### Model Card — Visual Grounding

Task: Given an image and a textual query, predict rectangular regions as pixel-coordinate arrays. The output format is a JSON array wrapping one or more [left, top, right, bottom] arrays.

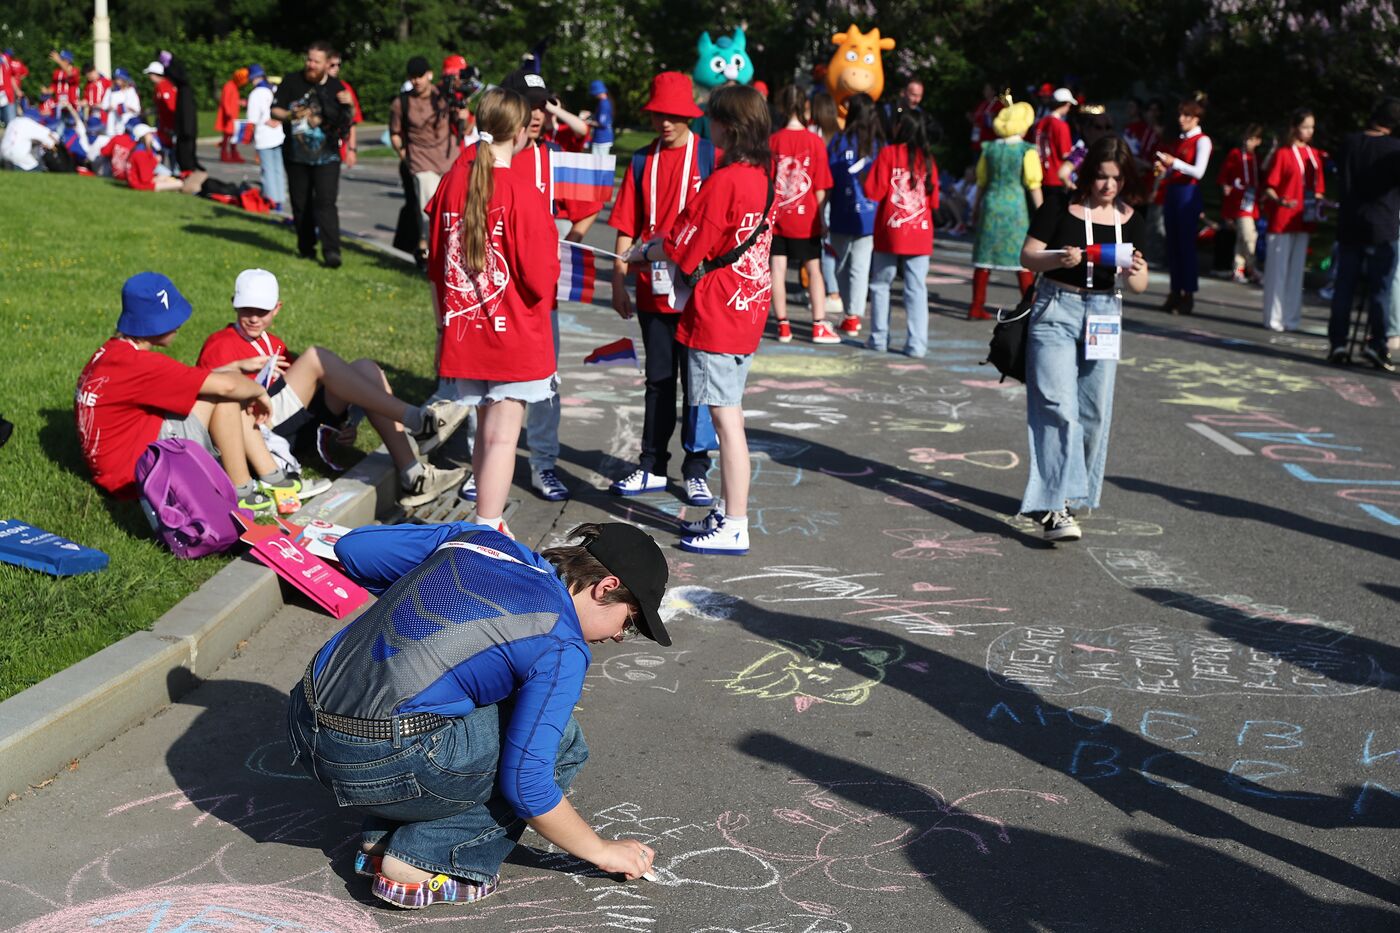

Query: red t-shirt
[[1036, 114, 1072, 188], [153, 79, 178, 142], [4, 57, 28, 101], [668, 162, 777, 355], [1218, 147, 1259, 220], [126, 147, 160, 191], [769, 127, 833, 239], [1264, 143, 1325, 234], [102, 134, 137, 180], [863, 143, 940, 256], [75, 338, 209, 499], [83, 77, 110, 111], [610, 134, 717, 314], [426, 161, 561, 381], [52, 66, 80, 107], [196, 324, 290, 376], [216, 79, 241, 133]]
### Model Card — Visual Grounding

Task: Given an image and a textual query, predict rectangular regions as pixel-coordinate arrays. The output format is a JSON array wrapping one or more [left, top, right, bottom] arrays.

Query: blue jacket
[[313, 522, 589, 820], [827, 132, 882, 237]]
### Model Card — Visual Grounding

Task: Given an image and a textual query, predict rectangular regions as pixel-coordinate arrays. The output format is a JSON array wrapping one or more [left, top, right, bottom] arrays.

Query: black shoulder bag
[[680, 179, 776, 289], [982, 275, 1038, 384]]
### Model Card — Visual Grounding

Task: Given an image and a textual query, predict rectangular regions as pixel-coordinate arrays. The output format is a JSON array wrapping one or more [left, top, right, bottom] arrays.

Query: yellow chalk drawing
[[750, 353, 867, 378], [1158, 393, 1265, 412], [717, 638, 903, 710], [1135, 357, 1315, 396]]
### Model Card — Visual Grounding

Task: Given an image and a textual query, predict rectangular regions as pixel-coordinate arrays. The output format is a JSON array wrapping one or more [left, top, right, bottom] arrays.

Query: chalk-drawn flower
[[882, 528, 1002, 560]]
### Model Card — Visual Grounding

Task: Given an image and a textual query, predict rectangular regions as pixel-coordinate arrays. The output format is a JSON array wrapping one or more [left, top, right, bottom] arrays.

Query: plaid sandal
[[371, 871, 500, 910]]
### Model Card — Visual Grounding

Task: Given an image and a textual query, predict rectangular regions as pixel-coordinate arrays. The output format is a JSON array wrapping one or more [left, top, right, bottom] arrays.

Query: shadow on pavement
[[1109, 475, 1399, 562], [720, 596, 1400, 905], [734, 732, 1399, 931]]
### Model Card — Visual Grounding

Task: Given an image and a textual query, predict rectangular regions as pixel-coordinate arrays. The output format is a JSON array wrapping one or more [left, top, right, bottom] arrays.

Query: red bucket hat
[[642, 71, 702, 119]]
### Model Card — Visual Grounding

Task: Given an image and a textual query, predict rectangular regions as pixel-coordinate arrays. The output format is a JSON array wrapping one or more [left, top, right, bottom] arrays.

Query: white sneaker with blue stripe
[[680, 513, 748, 555], [610, 468, 666, 496], [684, 476, 715, 506]]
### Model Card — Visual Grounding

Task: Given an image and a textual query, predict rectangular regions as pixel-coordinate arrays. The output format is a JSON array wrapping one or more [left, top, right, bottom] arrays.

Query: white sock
[[399, 462, 424, 489], [724, 514, 748, 526], [473, 513, 502, 527]]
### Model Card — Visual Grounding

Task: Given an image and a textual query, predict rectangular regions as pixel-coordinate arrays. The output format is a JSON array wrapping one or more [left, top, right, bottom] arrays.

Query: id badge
[[1302, 191, 1320, 223], [650, 261, 673, 296], [1085, 314, 1121, 361], [1240, 189, 1256, 213]]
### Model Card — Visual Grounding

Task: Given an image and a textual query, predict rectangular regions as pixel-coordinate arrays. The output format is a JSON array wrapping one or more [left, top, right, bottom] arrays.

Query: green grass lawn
[[0, 174, 440, 700]]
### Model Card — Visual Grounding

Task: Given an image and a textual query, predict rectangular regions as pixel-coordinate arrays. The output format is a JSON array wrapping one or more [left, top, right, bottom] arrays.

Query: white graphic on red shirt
[[887, 167, 929, 229], [774, 154, 813, 214], [726, 209, 774, 321], [75, 369, 108, 455], [440, 208, 510, 337]]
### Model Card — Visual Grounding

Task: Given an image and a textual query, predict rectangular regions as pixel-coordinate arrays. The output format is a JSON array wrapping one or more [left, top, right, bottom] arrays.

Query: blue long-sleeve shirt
[[312, 522, 589, 819]]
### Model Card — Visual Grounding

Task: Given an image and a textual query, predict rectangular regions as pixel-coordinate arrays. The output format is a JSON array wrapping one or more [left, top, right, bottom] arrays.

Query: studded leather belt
[[302, 663, 448, 740]]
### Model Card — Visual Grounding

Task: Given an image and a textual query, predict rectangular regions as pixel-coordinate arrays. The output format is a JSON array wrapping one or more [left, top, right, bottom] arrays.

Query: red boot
[[219, 135, 236, 163], [968, 268, 994, 319], [229, 146, 246, 163], [1017, 270, 1035, 293]]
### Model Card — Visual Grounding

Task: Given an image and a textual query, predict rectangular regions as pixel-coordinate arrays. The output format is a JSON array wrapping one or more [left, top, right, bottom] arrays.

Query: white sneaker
[[399, 465, 468, 507], [680, 515, 749, 555], [610, 468, 666, 496], [415, 399, 470, 455], [531, 468, 571, 501], [679, 508, 723, 536], [459, 473, 477, 501], [292, 474, 333, 500], [684, 476, 715, 506]]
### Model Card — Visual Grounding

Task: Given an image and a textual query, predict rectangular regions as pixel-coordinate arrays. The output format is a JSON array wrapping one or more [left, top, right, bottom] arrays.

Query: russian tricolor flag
[[1084, 242, 1136, 269], [231, 120, 257, 145], [584, 337, 639, 366], [558, 242, 597, 303], [552, 151, 617, 202]]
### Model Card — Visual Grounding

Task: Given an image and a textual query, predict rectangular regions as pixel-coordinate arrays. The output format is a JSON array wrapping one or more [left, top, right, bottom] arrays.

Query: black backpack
[[982, 277, 1038, 384]]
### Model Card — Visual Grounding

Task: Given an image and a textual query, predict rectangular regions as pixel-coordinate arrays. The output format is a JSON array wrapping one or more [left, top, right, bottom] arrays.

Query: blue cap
[[589, 79, 607, 96], [117, 273, 193, 338], [87, 114, 105, 131], [113, 67, 131, 81], [59, 50, 74, 62], [248, 63, 265, 78]]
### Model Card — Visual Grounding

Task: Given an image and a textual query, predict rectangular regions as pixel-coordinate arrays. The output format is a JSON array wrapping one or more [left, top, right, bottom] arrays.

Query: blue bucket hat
[[589, 79, 607, 96], [248, 63, 265, 79], [118, 272, 193, 338], [113, 67, 131, 82]]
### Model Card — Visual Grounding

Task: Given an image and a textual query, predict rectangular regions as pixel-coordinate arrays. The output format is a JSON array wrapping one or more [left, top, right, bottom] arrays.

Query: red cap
[[753, 80, 769, 99], [442, 54, 467, 76], [641, 71, 702, 119], [1038, 82, 1054, 96]]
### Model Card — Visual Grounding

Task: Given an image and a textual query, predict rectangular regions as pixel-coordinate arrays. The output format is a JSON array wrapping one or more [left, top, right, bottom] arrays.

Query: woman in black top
[[1017, 136, 1149, 541]]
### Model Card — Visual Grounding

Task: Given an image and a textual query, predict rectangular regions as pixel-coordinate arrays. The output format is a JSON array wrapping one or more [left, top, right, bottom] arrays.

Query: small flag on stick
[[1083, 242, 1136, 269], [584, 337, 639, 367], [552, 151, 617, 202], [231, 120, 257, 145], [558, 242, 597, 303]]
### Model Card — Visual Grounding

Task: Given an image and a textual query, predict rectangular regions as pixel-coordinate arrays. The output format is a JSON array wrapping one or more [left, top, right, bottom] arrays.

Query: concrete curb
[[0, 449, 401, 802]]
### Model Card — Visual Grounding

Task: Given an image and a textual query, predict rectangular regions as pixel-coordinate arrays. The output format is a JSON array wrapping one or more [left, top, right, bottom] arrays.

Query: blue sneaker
[[684, 476, 715, 506], [679, 514, 749, 555], [531, 468, 570, 501], [610, 468, 666, 496]]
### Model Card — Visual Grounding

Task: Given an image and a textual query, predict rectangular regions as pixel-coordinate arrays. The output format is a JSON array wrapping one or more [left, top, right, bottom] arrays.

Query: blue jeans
[[1021, 284, 1120, 513], [819, 204, 837, 296], [1327, 241, 1396, 352], [1390, 232, 1400, 339], [867, 251, 929, 356], [288, 683, 588, 881], [0, 102, 13, 126], [258, 145, 287, 207], [830, 233, 874, 321], [1163, 184, 1202, 294], [526, 308, 561, 472]]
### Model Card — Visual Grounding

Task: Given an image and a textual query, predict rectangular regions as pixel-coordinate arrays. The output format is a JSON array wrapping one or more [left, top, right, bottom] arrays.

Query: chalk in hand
[[641, 870, 659, 882]]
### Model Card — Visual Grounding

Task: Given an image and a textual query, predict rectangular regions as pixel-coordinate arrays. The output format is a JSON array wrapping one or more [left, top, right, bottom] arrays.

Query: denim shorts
[[686, 349, 752, 407], [442, 373, 558, 406]]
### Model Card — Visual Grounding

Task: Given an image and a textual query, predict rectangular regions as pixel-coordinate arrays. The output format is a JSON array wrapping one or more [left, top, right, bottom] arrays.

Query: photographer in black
[[440, 54, 481, 139], [389, 56, 466, 268], [272, 40, 354, 268]]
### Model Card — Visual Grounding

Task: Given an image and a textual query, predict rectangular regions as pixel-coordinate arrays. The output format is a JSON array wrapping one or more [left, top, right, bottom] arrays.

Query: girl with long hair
[[626, 85, 777, 554], [424, 87, 560, 537], [863, 107, 940, 357], [769, 84, 837, 343], [1018, 137, 1149, 541], [1260, 107, 1326, 331], [827, 92, 885, 336]]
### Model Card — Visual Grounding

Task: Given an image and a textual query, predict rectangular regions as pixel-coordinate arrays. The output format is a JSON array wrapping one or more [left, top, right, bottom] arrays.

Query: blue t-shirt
[[827, 132, 881, 237], [593, 96, 614, 145], [312, 522, 590, 819]]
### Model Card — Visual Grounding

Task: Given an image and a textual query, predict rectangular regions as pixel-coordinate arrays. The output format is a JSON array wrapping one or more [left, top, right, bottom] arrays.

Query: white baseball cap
[[1052, 87, 1076, 105], [130, 122, 156, 139], [144, 61, 164, 76], [232, 269, 280, 310]]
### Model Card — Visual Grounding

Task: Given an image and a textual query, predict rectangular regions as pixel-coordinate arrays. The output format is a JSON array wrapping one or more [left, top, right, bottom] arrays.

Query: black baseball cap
[[502, 67, 552, 108], [584, 524, 671, 646], [406, 56, 431, 78]]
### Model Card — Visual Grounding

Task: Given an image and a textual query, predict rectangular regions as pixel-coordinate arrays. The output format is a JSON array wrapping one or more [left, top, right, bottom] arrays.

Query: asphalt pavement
[[1, 144, 1397, 932]]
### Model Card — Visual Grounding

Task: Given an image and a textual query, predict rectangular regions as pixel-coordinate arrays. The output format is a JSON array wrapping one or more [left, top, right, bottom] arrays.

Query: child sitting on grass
[[196, 268, 465, 507]]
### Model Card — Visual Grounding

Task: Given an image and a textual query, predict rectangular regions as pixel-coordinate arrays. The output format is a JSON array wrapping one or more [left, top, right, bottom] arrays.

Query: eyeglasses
[[616, 605, 641, 642]]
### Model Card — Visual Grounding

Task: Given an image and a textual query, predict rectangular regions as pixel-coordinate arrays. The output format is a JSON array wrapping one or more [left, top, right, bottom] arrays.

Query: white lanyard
[[236, 324, 275, 358], [533, 144, 554, 205], [1083, 204, 1122, 289], [1290, 145, 1318, 185], [435, 538, 548, 573], [1241, 152, 1252, 188], [647, 132, 694, 233]]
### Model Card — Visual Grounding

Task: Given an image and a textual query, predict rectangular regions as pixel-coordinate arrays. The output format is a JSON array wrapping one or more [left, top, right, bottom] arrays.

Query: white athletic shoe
[[679, 514, 749, 555], [610, 468, 667, 496], [399, 465, 468, 508], [678, 508, 723, 536], [684, 476, 715, 506], [415, 398, 470, 455]]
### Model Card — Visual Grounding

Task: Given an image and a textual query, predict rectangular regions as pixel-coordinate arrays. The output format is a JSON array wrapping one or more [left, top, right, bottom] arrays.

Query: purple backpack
[[134, 439, 247, 559]]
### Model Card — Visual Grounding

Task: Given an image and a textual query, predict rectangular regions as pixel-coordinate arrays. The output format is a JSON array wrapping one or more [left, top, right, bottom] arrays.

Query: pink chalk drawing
[[882, 529, 1003, 560], [716, 638, 904, 709], [907, 447, 1020, 470], [717, 778, 1067, 917]]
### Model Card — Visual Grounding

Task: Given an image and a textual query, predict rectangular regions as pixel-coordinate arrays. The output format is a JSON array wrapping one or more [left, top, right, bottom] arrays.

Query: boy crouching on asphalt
[[196, 269, 468, 507]]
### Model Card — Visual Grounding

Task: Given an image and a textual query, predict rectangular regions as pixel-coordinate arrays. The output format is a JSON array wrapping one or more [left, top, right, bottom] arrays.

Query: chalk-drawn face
[[720, 639, 903, 710]]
